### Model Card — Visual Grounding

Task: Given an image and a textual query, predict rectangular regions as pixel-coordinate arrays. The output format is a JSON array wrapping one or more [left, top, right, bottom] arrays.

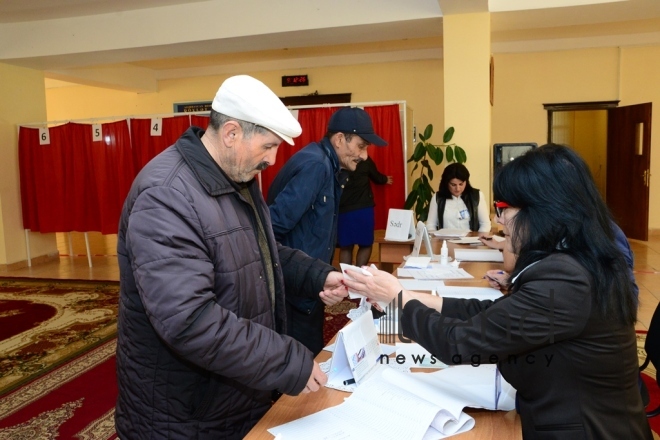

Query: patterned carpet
[[323, 299, 359, 345], [0, 279, 119, 397], [0, 340, 118, 440], [0, 280, 357, 439]]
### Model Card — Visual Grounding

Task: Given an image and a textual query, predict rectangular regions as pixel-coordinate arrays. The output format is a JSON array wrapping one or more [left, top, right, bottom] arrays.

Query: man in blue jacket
[[267, 107, 387, 354]]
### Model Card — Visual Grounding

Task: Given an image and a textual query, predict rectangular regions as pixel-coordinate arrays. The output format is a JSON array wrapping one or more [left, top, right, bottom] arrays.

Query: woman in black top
[[337, 156, 392, 267]]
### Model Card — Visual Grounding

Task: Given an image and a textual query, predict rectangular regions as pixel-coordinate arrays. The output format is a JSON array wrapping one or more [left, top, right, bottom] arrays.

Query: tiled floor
[[630, 236, 660, 331], [1, 235, 659, 330]]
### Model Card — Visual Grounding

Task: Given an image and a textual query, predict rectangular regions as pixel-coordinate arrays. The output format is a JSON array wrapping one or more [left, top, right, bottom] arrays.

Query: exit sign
[[282, 75, 309, 87]]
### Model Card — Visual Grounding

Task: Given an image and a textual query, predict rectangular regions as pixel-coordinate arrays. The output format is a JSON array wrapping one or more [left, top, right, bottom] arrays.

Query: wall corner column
[[442, 12, 492, 202]]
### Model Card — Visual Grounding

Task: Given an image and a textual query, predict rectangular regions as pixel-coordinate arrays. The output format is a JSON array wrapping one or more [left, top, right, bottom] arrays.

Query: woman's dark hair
[[437, 163, 475, 199], [493, 143, 635, 324]]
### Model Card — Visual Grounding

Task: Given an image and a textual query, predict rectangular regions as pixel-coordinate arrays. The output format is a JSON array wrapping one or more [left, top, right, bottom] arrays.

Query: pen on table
[[343, 378, 356, 385]]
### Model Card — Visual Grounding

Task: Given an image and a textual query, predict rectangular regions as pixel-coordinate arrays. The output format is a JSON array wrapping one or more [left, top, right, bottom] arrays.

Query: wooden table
[[374, 230, 497, 273], [374, 229, 414, 273], [244, 256, 521, 440]]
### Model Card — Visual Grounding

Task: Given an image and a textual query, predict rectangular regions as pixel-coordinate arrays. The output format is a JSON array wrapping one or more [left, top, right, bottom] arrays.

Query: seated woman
[[425, 163, 491, 233], [345, 144, 650, 439]]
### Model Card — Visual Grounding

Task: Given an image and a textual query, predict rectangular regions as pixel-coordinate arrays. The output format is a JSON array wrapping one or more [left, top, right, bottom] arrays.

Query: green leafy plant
[[404, 124, 467, 222]]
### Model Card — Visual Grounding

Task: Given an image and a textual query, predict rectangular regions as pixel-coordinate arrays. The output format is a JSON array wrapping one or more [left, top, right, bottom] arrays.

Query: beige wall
[[41, 43, 660, 246], [491, 47, 620, 147], [492, 45, 660, 229], [0, 63, 58, 265], [47, 59, 445, 135], [573, 110, 608, 198], [619, 45, 660, 232]]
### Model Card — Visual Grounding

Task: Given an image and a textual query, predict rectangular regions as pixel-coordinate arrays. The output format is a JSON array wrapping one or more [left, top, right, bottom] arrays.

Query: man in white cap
[[267, 106, 388, 355], [115, 75, 346, 439]]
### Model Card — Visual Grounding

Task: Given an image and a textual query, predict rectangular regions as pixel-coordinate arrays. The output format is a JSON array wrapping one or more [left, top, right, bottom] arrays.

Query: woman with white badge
[[425, 163, 491, 233]]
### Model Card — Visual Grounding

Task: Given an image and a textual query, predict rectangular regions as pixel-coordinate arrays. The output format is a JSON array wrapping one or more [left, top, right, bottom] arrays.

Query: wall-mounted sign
[[282, 75, 309, 87], [173, 101, 212, 113]]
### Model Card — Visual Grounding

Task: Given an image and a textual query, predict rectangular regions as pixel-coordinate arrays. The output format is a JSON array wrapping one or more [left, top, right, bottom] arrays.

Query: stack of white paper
[[448, 237, 482, 245], [404, 256, 432, 269], [433, 228, 469, 238], [454, 248, 504, 262], [436, 286, 504, 301], [269, 367, 477, 439], [397, 267, 474, 280]]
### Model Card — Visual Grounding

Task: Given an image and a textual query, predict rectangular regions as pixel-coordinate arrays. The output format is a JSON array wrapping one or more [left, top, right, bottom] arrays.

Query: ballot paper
[[420, 365, 517, 412], [433, 228, 469, 239], [340, 263, 389, 309], [269, 367, 477, 440], [397, 266, 474, 280], [326, 310, 381, 390], [395, 343, 449, 369], [454, 248, 504, 262], [404, 256, 432, 269], [450, 236, 506, 245], [448, 237, 483, 245], [436, 286, 504, 301]]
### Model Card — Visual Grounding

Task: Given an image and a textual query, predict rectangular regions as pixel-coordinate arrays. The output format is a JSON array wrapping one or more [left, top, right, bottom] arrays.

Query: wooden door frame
[[544, 100, 619, 143], [544, 100, 652, 240]]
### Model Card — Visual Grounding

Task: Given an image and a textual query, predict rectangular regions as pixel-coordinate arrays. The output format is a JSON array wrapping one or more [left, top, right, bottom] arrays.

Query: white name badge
[[384, 209, 415, 241]]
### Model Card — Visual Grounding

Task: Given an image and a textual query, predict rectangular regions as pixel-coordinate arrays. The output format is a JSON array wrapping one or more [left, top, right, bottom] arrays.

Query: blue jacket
[[267, 138, 346, 264]]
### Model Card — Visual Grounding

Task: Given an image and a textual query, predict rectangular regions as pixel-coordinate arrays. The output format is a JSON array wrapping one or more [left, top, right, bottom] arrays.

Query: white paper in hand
[[340, 263, 389, 309]]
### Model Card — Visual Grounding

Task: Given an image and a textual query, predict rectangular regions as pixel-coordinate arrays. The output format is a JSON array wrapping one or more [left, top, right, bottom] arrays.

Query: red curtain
[[260, 107, 340, 200], [19, 121, 135, 234], [17, 105, 404, 235], [364, 104, 406, 229], [18, 124, 70, 233], [191, 115, 209, 129], [88, 121, 135, 234], [130, 115, 191, 173], [66, 123, 102, 232]]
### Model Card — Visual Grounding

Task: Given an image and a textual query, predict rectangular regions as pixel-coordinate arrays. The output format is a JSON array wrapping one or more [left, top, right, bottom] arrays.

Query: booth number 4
[[150, 118, 163, 136]]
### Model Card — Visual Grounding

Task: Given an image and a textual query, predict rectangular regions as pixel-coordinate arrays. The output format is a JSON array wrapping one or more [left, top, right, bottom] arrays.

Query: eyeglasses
[[493, 201, 510, 217]]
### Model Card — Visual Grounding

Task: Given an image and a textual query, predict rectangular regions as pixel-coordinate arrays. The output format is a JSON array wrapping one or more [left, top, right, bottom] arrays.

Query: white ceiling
[[1, 0, 659, 91]]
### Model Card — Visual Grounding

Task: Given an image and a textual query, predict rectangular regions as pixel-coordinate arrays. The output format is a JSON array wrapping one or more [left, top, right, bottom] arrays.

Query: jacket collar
[[176, 126, 253, 197], [319, 137, 341, 176]]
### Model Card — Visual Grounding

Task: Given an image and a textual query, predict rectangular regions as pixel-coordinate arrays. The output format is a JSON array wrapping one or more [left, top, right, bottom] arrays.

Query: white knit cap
[[211, 75, 302, 145]]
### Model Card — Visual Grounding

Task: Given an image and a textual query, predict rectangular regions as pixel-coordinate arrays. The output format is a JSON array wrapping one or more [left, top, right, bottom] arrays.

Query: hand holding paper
[[340, 263, 399, 310], [319, 270, 349, 306]]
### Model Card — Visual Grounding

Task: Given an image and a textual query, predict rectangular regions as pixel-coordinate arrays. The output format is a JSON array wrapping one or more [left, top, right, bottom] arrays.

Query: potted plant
[[404, 124, 467, 222]]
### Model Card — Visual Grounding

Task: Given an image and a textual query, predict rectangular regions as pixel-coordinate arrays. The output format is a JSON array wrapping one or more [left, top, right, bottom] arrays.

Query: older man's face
[[224, 129, 281, 182], [336, 134, 369, 171]]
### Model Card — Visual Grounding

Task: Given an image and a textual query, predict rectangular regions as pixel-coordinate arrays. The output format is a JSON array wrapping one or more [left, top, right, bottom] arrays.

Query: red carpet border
[[0, 279, 119, 397], [0, 339, 117, 439]]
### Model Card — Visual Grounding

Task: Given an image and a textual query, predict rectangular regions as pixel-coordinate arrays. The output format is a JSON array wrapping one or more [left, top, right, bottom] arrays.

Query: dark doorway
[[545, 101, 652, 240]]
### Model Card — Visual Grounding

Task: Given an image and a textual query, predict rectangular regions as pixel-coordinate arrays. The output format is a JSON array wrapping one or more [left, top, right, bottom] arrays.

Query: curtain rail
[[19, 101, 409, 128]]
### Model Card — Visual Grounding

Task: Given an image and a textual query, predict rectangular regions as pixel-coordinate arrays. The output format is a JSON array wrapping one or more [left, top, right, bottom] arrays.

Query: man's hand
[[300, 361, 327, 393], [319, 271, 348, 306]]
